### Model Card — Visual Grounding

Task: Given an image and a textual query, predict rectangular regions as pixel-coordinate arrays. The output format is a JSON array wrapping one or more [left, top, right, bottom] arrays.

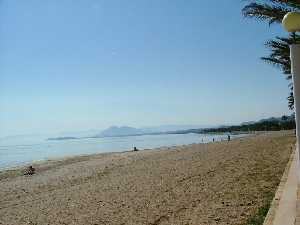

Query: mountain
[[240, 121, 256, 126], [202, 114, 295, 133], [96, 126, 144, 137], [45, 125, 207, 140], [140, 125, 207, 133], [258, 117, 280, 123], [47, 137, 78, 141], [44, 114, 296, 141], [258, 114, 295, 123]]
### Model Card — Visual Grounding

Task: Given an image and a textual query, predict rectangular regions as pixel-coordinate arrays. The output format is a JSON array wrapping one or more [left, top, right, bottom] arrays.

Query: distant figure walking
[[212, 138, 215, 142], [24, 166, 35, 175], [227, 135, 231, 142]]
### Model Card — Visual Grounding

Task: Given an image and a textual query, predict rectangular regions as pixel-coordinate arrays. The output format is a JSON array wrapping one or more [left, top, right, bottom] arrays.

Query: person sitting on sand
[[24, 166, 35, 175]]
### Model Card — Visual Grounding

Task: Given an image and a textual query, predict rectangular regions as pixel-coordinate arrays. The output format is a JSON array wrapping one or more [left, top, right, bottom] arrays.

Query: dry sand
[[0, 131, 295, 225]]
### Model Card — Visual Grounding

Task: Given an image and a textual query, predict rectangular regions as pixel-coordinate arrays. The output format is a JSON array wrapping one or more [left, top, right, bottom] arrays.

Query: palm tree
[[242, 0, 300, 109]]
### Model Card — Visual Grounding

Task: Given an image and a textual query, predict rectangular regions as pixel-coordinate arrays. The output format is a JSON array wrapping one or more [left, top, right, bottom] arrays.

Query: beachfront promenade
[[261, 142, 300, 225], [263, 146, 298, 225]]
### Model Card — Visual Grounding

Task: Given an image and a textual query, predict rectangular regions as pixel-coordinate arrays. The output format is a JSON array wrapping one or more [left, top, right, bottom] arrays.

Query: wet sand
[[0, 131, 295, 225]]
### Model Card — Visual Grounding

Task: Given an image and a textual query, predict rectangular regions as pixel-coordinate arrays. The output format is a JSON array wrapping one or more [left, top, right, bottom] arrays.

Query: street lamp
[[282, 12, 300, 177], [283, 12, 300, 32]]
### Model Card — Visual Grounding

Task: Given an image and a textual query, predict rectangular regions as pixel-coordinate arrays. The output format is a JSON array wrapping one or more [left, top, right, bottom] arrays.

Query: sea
[[0, 133, 247, 170]]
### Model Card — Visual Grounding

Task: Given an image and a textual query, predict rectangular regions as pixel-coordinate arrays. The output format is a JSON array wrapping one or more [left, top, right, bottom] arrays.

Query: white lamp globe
[[282, 12, 300, 32]]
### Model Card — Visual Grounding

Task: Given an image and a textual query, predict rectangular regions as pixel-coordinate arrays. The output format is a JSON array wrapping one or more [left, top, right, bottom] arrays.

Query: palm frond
[[261, 34, 300, 79], [242, 1, 299, 109], [242, 2, 290, 25], [268, 0, 300, 9]]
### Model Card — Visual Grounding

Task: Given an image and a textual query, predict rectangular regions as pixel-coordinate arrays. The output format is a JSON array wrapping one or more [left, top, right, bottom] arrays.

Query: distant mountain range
[[202, 114, 295, 133], [139, 125, 208, 133], [94, 126, 144, 137], [240, 115, 295, 126], [92, 125, 206, 138], [47, 137, 78, 141], [46, 114, 295, 141], [47, 125, 204, 140]]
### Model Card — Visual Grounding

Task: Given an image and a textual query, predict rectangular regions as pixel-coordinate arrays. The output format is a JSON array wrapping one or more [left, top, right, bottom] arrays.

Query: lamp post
[[282, 12, 300, 179]]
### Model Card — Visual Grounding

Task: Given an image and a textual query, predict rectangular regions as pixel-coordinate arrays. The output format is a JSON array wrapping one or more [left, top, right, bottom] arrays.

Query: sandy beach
[[0, 131, 295, 225]]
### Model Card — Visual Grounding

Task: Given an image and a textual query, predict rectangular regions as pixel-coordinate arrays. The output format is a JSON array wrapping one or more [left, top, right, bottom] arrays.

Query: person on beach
[[24, 166, 35, 175], [227, 135, 231, 142]]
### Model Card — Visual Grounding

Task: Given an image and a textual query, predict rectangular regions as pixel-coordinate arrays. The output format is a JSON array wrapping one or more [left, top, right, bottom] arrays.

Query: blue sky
[[0, 0, 292, 137]]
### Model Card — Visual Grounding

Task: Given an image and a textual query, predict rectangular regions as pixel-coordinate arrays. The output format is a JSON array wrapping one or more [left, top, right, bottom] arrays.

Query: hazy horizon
[[0, 114, 288, 139], [0, 0, 291, 137]]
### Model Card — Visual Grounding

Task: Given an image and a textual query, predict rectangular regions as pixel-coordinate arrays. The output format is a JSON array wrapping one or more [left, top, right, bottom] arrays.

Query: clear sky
[[0, 0, 292, 137]]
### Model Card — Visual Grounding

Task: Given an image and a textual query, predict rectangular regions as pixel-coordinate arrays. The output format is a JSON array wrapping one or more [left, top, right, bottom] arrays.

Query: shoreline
[[0, 143, 208, 180], [0, 132, 251, 175]]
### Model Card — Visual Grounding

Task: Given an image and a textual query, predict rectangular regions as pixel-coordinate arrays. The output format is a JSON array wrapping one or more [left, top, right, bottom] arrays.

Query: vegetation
[[242, 0, 300, 109], [244, 192, 274, 225], [202, 114, 295, 133]]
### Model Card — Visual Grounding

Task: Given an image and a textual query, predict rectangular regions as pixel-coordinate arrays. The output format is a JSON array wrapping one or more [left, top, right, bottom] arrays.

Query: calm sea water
[[0, 133, 247, 169]]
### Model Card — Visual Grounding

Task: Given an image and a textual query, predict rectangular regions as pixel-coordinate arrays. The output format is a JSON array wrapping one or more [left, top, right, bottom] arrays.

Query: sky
[[0, 0, 292, 137]]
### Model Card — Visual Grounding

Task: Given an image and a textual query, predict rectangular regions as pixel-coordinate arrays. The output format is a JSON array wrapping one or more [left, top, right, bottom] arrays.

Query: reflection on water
[[0, 133, 247, 169]]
